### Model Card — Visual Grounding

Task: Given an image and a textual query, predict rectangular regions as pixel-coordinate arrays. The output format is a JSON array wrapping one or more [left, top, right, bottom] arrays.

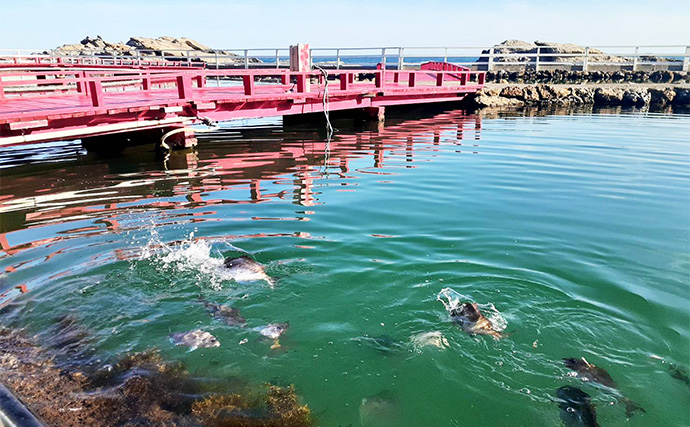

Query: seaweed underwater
[[0, 326, 313, 427]]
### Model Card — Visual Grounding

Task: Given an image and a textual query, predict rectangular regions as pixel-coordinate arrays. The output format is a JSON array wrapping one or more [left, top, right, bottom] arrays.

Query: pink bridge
[[0, 57, 484, 147]]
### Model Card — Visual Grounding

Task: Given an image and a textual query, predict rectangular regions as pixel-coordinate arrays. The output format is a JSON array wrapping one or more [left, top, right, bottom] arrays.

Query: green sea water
[[0, 108, 688, 426]]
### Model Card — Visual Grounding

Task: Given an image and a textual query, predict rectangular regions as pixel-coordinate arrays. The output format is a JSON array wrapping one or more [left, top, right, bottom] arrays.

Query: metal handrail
[[1, 44, 689, 72]]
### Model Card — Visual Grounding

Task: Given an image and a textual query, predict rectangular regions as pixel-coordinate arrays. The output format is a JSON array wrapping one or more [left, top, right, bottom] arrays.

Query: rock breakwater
[[484, 69, 690, 85], [469, 84, 689, 108]]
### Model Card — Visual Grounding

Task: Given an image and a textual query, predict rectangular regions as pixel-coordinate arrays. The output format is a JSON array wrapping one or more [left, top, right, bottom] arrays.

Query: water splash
[[132, 228, 245, 291], [437, 287, 507, 332]]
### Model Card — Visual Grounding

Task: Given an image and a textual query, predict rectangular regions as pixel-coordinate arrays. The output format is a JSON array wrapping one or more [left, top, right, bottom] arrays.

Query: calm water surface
[[0, 108, 688, 426]]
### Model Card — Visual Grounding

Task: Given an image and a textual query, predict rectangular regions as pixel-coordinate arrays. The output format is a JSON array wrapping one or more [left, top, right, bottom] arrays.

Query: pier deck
[[0, 64, 484, 146]]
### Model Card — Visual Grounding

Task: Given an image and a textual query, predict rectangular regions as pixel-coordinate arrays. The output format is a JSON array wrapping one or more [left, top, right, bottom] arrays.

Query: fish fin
[[187, 345, 198, 352], [498, 328, 518, 338], [623, 398, 645, 417], [270, 340, 281, 350], [581, 357, 592, 367], [265, 276, 276, 288]]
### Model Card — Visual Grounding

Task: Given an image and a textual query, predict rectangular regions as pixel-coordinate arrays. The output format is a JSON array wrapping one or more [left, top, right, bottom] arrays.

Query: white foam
[[437, 287, 507, 332], [135, 230, 243, 291]]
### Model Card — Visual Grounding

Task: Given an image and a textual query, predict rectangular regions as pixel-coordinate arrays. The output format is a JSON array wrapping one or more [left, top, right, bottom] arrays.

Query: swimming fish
[[258, 322, 289, 350], [169, 329, 220, 351], [450, 302, 505, 339], [556, 386, 600, 427], [359, 390, 400, 427], [354, 334, 405, 356], [563, 357, 645, 417], [669, 364, 690, 388], [204, 301, 246, 327], [410, 331, 449, 350], [223, 255, 275, 287]]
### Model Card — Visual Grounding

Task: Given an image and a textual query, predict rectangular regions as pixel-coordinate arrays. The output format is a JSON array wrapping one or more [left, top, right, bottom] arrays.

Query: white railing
[[1, 45, 688, 72]]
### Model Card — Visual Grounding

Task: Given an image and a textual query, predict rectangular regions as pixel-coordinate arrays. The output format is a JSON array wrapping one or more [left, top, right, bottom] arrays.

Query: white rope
[[159, 116, 220, 150], [313, 66, 334, 137]]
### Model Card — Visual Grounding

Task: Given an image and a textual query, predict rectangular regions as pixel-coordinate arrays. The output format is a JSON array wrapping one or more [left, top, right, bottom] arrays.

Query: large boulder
[[673, 89, 690, 105], [125, 36, 212, 56], [622, 89, 650, 106], [479, 40, 625, 64], [478, 40, 537, 63], [594, 88, 625, 104], [54, 36, 135, 55], [49, 36, 259, 66], [649, 88, 676, 107], [534, 41, 625, 63]]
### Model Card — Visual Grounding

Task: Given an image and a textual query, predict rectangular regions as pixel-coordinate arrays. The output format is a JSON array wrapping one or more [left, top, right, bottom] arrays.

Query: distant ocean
[[257, 56, 480, 67]]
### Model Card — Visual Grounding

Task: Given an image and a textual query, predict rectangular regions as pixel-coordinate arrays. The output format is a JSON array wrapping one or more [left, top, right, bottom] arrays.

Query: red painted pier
[[0, 55, 484, 148]]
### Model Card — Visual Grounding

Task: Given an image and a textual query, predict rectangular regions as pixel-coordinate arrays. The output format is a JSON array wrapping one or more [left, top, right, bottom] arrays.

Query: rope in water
[[159, 116, 220, 150], [313, 65, 335, 138]]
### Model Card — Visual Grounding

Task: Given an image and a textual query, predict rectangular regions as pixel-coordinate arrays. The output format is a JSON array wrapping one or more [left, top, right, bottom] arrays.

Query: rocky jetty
[[49, 35, 261, 66], [468, 84, 689, 109], [483, 69, 689, 85]]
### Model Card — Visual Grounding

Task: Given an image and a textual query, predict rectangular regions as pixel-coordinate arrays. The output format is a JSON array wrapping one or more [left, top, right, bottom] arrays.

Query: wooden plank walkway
[[0, 65, 485, 146]]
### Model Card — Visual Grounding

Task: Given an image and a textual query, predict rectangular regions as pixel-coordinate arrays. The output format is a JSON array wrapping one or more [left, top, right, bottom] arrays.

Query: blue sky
[[2, 0, 688, 50]]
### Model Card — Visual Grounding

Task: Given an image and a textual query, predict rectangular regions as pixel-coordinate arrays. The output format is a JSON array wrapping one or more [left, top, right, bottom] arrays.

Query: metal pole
[[488, 47, 494, 72], [683, 46, 690, 72], [276, 49, 280, 69], [382, 48, 387, 70], [632, 46, 639, 71], [336, 49, 341, 70], [583, 46, 590, 72], [443, 47, 448, 64], [244, 49, 249, 69], [215, 52, 220, 87], [397, 47, 404, 70]]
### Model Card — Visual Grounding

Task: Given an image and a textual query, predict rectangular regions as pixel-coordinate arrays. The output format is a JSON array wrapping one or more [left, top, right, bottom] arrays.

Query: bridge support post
[[88, 80, 103, 107], [81, 127, 197, 153], [436, 72, 444, 86], [340, 73, 349, 90], [243, 75, 254, 95], [362, 106, 385, 123], [177, 75, 193, 99], [161, 126, 197, 149]]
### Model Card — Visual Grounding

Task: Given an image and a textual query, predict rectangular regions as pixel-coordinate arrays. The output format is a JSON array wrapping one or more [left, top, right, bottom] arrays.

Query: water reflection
[[0, 110, 482, 263]]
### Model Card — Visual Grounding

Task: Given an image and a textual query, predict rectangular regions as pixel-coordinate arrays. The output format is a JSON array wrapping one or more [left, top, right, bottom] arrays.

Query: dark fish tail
[[623, 397, 645, 418]]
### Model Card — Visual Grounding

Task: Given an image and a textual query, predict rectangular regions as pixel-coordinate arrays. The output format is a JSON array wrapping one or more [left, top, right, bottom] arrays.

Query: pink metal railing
[[0, 66, 485, 107], [420, 61, 471, 72], [0, 55, 205, 69]]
